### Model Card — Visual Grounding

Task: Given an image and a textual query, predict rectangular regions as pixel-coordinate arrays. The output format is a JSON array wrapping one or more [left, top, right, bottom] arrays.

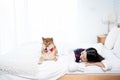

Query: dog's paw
[[53, 57, 57, 61], [39, 57, 44, 64]]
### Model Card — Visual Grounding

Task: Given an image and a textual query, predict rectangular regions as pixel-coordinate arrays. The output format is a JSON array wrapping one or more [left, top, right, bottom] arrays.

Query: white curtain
[[0, 0, 78, 53], [0, 0, 16, 53]]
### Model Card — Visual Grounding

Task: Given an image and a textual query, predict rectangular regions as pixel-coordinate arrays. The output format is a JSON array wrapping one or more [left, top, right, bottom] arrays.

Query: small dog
[[39, 37, 58, 63]]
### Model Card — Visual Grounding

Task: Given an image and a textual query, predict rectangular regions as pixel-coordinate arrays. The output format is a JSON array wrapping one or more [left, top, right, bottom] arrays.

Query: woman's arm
[[85, 62, 105, 67], [85, 60, 112, 71], [85, 60, 112, 72]]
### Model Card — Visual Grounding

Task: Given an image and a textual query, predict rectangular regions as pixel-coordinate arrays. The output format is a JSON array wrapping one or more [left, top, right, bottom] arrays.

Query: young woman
[[74, 47, 105, 67]]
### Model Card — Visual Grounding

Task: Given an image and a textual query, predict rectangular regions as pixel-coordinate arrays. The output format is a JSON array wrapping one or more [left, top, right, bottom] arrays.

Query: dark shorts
[[74, 48, 85, 62]]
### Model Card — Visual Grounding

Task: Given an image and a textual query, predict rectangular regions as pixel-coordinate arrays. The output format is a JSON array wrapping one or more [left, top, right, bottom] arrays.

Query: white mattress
[[0, 42, 120, 80]]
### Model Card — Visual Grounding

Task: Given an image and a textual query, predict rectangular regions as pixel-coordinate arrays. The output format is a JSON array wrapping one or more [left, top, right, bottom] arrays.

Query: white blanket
[[0, 42, 69, 80]]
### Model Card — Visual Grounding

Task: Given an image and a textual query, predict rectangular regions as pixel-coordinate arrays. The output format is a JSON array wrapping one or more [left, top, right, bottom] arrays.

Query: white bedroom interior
[[0, 0, 120, 80], [0, 0, 119, 53]]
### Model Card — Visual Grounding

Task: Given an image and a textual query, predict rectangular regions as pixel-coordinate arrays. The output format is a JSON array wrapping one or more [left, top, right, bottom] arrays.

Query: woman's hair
[[86, 47, 104, 62]]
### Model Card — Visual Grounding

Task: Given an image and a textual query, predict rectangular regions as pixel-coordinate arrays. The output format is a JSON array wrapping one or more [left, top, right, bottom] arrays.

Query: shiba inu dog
[[39, 37, 58, 63]]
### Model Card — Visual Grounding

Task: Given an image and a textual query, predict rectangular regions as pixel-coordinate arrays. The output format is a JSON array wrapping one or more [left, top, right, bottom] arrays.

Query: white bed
[[0, 26, 120, 80], [0, 42, 120, 80], [0, 42, 70, 80]]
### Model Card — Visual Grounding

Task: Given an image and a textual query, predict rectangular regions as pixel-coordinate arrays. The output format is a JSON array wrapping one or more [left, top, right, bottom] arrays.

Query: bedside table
[[97, 34, 107, 45]]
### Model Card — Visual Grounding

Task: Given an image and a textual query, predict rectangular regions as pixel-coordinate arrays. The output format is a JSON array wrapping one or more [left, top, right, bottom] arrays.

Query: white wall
[[0, 0, 78, 52], [76, 0, 115, 43], [28, 0, 116, 44], [114, 0, 120, 22], [28, 0, 78, 45], [0, 0, 117, 53]]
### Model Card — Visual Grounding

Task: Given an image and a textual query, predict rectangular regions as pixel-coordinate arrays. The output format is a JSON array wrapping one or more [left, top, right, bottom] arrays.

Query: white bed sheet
[[0, 56, 68, 80], [0, 42, 69, 80], [101, 47, 120, 73], [0, 74, 29, 80], [0, 42, 120, 80]]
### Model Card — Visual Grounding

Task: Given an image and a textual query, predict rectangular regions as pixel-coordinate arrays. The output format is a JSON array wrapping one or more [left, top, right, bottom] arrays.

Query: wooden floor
[[58, 74, 120, 80]]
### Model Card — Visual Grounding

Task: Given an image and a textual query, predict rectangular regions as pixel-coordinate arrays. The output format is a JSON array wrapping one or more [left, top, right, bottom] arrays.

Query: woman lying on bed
[[74, 47, 104, 67], [69, 47, 111, 72]]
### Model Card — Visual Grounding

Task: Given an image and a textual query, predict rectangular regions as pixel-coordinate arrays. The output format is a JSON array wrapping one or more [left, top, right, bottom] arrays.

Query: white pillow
[[104, 27, 120, 50], [113, 32, 120, 58]]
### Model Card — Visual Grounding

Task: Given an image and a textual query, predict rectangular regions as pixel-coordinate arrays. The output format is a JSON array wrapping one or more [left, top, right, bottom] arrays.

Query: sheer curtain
[[0, 0, 78, 53], [0, 0, 16, 53]]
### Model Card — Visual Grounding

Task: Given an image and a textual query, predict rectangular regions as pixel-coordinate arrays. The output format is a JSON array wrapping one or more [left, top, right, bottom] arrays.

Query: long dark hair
[[86, 47, 104, 62]]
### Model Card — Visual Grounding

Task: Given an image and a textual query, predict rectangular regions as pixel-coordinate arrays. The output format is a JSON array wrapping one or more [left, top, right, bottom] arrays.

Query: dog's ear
[[42, 37, 44, 40], [51, 37, 53, 41]]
